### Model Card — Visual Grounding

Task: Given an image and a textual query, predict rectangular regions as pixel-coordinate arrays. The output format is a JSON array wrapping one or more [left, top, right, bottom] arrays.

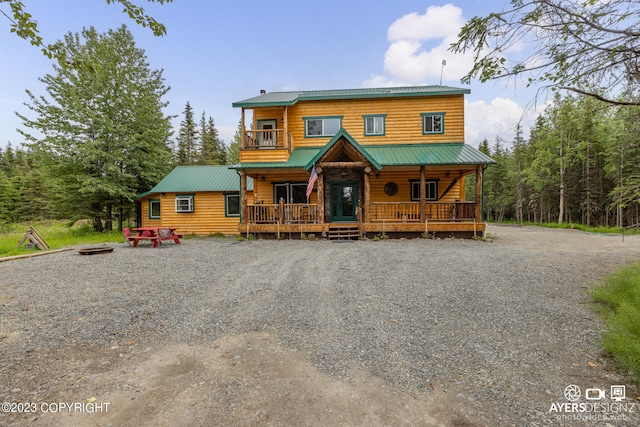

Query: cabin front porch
[[238, 200, 485, 239]]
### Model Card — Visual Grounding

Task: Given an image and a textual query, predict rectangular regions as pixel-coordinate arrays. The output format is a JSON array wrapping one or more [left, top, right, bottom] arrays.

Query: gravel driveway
[[1, 225, 639, 426]]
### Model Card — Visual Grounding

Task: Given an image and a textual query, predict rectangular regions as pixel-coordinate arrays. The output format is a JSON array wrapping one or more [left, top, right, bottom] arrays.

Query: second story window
[[304, 116, 342, 137], [363, 115, 386, 136], [422, 112, 445, 134]]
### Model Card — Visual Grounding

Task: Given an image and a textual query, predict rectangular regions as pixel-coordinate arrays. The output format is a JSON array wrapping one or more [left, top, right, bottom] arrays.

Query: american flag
[[306, 165, 318, 198]]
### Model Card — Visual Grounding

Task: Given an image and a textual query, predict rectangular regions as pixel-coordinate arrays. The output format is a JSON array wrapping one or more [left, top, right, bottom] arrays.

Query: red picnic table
[[125, 227, 182, 247]]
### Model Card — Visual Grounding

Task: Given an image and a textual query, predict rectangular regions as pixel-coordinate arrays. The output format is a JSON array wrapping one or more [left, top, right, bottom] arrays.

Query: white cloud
[[381, 4, 474, 84], [364, 4, 544, 147], [465, 98, 537, 147]]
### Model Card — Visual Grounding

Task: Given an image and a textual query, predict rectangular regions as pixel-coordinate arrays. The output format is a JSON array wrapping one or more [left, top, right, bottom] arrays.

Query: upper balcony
[[242, 129, 292, 151]]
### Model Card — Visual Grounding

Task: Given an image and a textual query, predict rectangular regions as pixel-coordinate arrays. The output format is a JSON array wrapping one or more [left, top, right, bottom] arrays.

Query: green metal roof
[[236, 143, 494, 171], [233, 85, 471, 108], [366, 144, 496, 166], [137, 165, 253, 199]]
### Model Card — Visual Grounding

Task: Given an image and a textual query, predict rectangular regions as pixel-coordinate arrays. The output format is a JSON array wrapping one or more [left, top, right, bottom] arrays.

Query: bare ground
[[1, 225, 639, 427]]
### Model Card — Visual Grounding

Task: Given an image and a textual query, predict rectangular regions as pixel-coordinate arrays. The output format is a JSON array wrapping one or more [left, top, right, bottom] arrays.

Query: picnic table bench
[[124, 227, 181, 248]]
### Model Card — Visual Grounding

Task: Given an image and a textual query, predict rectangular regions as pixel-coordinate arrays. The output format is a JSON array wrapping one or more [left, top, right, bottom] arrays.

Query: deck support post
[[475, 164, 483, 223], [420, 165, 426, 222], [240, 171, 248, 226]]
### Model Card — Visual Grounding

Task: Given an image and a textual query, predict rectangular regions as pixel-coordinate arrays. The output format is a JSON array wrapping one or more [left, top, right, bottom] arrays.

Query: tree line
[[468, 93, 640, 228], [0, 25, 242, 230]]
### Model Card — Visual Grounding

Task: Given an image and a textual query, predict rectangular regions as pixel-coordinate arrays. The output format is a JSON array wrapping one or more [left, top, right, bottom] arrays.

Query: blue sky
[[0, 1, 542, 150]]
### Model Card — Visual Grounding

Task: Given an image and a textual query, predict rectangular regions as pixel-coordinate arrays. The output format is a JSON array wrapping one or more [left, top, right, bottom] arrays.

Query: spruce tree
[[17, 25, 173, 231]]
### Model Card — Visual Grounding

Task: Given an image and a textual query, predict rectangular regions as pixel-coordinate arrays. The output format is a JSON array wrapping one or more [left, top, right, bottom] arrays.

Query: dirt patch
[[22, 333, 473, 427]]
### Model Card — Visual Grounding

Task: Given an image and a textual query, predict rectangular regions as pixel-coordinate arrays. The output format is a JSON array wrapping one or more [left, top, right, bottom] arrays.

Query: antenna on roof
[[439, 59, 446, 86]]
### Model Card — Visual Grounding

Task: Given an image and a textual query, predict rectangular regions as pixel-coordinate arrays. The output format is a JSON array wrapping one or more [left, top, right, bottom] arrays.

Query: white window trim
[[175, 195, 194, 213]]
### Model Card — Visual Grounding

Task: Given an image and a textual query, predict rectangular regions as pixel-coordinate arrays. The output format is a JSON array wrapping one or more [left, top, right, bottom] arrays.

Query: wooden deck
[[240, 201, 485, 238]]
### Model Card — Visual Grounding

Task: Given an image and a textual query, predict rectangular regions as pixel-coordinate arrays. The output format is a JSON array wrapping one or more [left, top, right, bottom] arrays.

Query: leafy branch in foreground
[[0, 0, 173, 66], [450, 0, 640, 106]]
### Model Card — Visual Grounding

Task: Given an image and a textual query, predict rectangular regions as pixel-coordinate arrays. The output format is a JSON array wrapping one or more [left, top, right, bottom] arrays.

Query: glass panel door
[[330, 182, 358, 222]]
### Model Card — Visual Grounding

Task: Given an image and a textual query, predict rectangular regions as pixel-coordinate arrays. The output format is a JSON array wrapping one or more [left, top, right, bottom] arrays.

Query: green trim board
[[233, 86, 471, 108], [363, 114, 386, 136], [148, 199, 160, 219]]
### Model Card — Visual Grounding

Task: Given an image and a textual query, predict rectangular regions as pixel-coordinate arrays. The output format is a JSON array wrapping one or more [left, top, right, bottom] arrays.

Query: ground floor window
[[148, 199, 160, 219], [225, 193, 240, 217], [410, 180, 438, 201], [274, 182, 308, 203], [175, 194, 194, 212]]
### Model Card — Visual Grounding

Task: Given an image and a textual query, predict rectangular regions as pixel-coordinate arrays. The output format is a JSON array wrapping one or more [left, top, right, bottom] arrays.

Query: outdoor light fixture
[[446, 172, 451, 178]]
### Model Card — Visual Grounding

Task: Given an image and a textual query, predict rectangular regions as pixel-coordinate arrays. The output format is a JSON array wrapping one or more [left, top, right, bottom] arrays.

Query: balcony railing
[[242, 129, 291, 150], [369, 201, 476, 222]]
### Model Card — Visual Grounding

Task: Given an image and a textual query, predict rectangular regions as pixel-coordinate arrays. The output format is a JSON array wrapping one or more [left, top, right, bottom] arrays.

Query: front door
[[258, 119, 277, 146], [330, 182, 358, 222]]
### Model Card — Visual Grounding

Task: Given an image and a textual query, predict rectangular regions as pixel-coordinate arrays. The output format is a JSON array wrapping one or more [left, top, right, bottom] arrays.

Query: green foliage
[[480, 92, 640, 227], [175, 102, 198, 165], [590, 262, 640, 386], [226, 120, 242, 165], [1, 0, 173, 66], [199, 113, 227, 165], [17, 25, 173, 231]]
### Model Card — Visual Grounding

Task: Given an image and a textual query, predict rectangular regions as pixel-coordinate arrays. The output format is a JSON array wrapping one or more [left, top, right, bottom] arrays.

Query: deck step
[[327, 224, 360, 240]]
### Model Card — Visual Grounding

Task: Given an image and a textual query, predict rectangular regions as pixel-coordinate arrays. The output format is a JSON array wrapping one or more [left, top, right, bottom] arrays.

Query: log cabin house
[[136, 165, 254, 235], [232, 86, 495, 239]]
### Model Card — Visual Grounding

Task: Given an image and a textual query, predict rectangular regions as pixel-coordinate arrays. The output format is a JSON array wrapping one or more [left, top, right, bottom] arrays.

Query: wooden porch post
[[363, 167, 371, 224], [240, 108, 245, 149], [283, 106, 288, 150], [317, 167, 324, 224], [420, 165, 426, 222], [240, 171, 247, 223], [475, 164, 483, 223]]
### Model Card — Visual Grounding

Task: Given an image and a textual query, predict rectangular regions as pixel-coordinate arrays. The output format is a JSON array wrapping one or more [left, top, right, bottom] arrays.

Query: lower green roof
[[137, 165, 253, 199], [236, 143, 494, 170]]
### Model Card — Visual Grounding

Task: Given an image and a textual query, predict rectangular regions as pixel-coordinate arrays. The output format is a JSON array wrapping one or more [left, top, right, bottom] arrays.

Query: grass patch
[[0, 220, 123, 258], [590, 262, 640, 387], [494, 221, 622, 234]]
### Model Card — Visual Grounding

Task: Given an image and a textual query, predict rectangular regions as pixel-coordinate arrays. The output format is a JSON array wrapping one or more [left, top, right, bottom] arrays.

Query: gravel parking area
[[1, 225, 640, 426]]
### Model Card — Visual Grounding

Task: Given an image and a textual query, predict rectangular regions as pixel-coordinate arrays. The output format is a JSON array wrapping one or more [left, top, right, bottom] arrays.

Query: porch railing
[[245, 201, 476, 225], [242, 129, 291, 150], [246, 203, 318, 224], [370, 201, 476, 222]]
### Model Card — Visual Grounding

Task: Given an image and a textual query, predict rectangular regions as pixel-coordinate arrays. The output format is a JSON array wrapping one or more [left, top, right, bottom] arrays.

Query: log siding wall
[[252, 95, 465, 156]]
